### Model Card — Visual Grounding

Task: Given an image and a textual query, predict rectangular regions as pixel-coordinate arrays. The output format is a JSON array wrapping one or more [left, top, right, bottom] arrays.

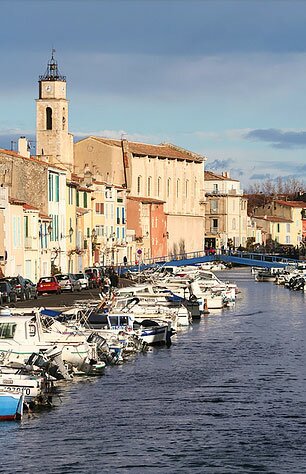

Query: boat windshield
[[0, 322, 16, 339]]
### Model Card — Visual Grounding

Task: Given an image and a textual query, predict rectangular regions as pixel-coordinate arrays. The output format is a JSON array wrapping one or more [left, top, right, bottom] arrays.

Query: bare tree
[[246, 176, 305, 195]]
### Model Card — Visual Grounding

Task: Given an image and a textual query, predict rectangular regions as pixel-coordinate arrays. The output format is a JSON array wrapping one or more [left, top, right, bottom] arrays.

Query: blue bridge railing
[[118, 250, 301, 275]]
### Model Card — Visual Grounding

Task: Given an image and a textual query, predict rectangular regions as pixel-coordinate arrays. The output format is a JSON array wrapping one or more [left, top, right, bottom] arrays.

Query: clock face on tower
[[45, 85, 52, 92]]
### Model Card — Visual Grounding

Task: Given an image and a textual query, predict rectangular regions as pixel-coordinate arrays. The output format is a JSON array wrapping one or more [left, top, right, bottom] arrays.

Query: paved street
[[6, 278, 132, 310], [10, 287, 102, 309]]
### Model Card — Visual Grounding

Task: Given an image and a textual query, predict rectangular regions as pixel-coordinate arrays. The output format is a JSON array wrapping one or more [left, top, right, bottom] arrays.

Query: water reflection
[[1, 268, 306, 473]]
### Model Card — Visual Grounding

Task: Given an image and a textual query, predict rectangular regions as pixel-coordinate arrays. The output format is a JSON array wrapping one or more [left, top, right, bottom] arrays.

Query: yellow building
[[204, 171, 248, 249], [253, 199, 306, 246], [74, 138, 206, 258]]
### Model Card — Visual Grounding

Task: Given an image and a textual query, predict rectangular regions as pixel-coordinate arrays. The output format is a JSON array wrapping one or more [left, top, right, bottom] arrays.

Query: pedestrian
[[123, 256, 127, 266]]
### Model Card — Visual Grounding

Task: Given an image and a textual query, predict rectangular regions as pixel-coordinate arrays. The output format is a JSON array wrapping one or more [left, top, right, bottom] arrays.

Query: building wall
[[74, 139, 206, 256], [150, 203, 167, 259], [6, 204, 24, 276], [205, 191, 247, 248], [130, 156, 205, 254], [74, 138, 126, 187], [0, 151, 49, 214]]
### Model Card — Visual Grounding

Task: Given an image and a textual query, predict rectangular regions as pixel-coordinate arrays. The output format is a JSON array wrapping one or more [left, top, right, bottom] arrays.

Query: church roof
[[81, 137, 204, 162]]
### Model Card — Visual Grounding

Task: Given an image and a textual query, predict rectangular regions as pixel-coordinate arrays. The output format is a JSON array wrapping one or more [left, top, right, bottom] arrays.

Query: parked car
[[0, 281, 18, 304], [0, 276, 29, 301], [37, 276, 61, 295], [55, 274, 82, 292], [24, 279, 38, 299], [73, 273, 89, 290]]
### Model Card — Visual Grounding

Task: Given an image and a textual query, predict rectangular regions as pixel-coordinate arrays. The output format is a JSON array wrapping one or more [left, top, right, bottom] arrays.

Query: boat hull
[[0, 392, 23, 421]]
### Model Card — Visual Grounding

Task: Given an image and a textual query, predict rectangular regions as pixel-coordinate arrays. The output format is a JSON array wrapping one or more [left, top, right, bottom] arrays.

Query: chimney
[[18, 137, 30, 158]]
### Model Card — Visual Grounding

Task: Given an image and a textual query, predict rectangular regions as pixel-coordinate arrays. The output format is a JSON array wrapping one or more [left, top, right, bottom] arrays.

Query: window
[[286, 235, 291, 244], [76, 191, 80, 207], [62, 108, 66, 130], [213, 183, 218, 193], [83, 192, 88, 208], [210, 200, 218, 213], [212, 219, 218, 231], [24, 215, 29, 238], [48, 173, 59, 202], [157, 177, 161, 197], [68, 186, 74, 205], [117, 207, 120, 224], [95, 225, 104, 237], [46, 107, 52, 130], [286, 223, 290, 233], [137, 176, 142, 195], [232, 218, 236, 230], [147, 177, 152, 196], [28, 324, 36, 337], [122, 207, 125, 224], [277, 224, 280, 233], [49, 215, 58, 241], [185, 180, 189, 198], [95, 203, 104, 214], [176, 179, 180, 198], [0, 323, 16, 339], [167, 178, 171, 198]]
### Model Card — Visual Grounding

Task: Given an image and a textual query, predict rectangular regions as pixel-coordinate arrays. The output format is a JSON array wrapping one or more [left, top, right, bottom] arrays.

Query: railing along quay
[[117, 250, 301, 275]]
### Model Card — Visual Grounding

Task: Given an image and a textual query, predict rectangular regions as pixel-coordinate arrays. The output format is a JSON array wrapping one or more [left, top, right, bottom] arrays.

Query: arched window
[[137, 176, 142, 195], [157, 177, 161, 197], [147, 177, 152, 196], [46, 107, 52, 130], [62, 108, 66, 130], [167, 178, 171, 198]]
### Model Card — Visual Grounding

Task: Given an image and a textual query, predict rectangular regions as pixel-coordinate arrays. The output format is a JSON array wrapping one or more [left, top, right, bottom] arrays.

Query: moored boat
[[0, 391, 24, 421]]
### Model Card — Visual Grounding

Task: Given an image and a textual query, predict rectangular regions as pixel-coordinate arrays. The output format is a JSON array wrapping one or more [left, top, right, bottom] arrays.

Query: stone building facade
[[204, 171, 248, 250], [74, 138, 206, 262]]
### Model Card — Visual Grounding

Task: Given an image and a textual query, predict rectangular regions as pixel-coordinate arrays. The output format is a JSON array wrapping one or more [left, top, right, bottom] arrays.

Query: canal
[[0, 268, 306, 473]]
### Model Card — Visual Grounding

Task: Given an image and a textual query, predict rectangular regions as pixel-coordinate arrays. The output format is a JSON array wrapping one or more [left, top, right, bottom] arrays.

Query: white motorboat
[[0, 308, 105, 376]]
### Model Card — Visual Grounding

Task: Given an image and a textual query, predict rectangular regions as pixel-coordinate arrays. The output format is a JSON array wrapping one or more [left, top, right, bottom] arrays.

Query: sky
[[1, 0, 306, 188]]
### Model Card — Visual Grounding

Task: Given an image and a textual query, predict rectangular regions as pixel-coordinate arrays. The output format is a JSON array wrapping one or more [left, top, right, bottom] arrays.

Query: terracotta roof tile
[[128, 196, 165, 204], [254, 215, 293, 223], [275, 200, 306, 208], [204, 170, 239, 182], [89, 137, 203, 162]]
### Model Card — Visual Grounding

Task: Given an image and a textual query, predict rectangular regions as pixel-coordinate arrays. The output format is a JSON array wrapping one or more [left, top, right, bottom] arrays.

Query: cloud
[[249, 173, 272, 180], [206, 158, 234, 170], [245, 128, 306, 149]]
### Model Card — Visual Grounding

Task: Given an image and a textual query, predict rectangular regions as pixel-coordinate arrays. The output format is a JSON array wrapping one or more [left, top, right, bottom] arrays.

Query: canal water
[[1, 268, 306, 473]]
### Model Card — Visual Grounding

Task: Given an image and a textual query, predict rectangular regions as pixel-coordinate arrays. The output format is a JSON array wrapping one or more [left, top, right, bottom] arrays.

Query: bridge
[[119, 250, 301, 274]]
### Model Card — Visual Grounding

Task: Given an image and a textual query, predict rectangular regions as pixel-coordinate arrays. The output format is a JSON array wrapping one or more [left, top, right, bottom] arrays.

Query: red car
[[37, 276, 61, 295]]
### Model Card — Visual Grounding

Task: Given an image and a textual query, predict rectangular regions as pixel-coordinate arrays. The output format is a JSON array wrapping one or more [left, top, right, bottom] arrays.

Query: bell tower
[[36, 50, 74, 171]]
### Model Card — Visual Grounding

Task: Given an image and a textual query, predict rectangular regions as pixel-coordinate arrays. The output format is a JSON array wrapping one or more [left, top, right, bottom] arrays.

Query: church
[[0, 51, 207, 278]]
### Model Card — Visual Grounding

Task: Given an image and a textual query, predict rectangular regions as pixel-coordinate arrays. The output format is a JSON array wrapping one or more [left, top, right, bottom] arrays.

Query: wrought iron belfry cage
[[39, 49, 66, 82]]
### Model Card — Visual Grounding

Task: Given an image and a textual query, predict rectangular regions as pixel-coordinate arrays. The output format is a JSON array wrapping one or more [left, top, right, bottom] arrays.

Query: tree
[[246, 176, 305, 195]]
